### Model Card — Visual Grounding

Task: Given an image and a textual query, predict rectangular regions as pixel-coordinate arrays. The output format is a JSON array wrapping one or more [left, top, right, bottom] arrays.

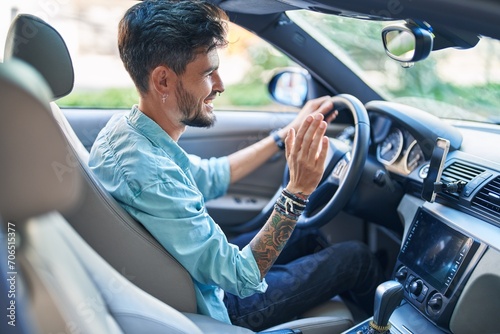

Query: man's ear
[[150, 65, 173, 96]]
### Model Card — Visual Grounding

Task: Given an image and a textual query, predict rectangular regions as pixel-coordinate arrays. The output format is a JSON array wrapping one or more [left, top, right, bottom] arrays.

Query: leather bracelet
[[282, 188, 309, 205], [275, 191, 306, 220], [270, 129, 285, 150]]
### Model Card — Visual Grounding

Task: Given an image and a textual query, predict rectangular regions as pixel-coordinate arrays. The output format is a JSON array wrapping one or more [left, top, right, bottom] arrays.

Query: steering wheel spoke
[[329, 152, 351, 186]]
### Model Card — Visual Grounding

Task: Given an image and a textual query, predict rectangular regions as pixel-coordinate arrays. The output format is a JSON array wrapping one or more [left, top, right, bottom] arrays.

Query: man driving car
[[88, 0, 383, 330]]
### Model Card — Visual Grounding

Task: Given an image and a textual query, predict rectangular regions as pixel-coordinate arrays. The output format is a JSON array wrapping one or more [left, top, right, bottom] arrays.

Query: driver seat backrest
[[4, 14, 197, 313]]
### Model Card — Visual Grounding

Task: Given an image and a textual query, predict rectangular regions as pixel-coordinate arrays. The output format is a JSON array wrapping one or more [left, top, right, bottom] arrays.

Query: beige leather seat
[[3, 13, 355, 334]]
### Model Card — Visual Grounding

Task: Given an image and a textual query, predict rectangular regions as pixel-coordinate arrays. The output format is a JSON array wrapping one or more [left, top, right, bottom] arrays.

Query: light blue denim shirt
[[88, 106, 267, 323]]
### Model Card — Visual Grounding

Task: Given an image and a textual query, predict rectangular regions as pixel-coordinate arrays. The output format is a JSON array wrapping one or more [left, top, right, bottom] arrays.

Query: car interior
[[1, 0, 499, 334]]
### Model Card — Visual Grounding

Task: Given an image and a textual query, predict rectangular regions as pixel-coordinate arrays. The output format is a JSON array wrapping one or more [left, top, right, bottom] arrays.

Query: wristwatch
[[271, 129, 285, 150]]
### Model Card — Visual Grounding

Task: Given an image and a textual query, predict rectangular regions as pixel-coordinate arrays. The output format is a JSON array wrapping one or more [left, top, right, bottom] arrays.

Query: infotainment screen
[[399, 210, 474, 294]]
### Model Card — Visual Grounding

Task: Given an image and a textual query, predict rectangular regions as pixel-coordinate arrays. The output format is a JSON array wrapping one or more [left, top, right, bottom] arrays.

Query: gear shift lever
[[369, 281, 404, 333]]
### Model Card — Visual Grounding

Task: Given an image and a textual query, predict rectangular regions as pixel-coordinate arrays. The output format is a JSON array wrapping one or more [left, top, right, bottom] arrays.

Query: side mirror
[[382, 22, 434, 65], [268, 68, 309, 108]]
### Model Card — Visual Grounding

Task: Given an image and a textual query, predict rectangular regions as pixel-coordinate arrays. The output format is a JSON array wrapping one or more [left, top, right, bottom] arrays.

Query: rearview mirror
[[382, 22, 434, 65], [268, 68, 309, 108]]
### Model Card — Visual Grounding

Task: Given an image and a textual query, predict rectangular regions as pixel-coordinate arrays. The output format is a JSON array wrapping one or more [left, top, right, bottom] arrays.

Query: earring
[[162, 94, 167, 103]]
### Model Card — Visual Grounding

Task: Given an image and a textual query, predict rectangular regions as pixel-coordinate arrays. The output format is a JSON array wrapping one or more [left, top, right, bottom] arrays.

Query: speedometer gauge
[[404, 141, 425, 173], [377, 128, 404, 165]]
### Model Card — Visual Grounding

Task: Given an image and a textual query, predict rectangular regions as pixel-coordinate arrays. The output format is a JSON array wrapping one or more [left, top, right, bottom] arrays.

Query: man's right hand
[[249, 113, 329, 279], [284, 113, 329, 197]]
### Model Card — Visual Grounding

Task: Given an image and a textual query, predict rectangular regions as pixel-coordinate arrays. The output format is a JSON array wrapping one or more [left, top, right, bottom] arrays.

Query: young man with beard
[[89, 0, 382, 331]]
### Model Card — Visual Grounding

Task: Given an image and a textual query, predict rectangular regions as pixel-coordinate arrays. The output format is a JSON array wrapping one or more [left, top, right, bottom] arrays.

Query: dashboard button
[[417, 284, 428, 302]]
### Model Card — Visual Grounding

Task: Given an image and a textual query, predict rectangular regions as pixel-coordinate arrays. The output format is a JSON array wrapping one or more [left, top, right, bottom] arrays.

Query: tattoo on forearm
[[249, 209, 296, 278]]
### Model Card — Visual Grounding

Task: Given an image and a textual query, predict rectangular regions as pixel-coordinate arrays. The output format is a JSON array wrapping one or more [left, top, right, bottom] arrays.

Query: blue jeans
[[224, 228, 383, 331]]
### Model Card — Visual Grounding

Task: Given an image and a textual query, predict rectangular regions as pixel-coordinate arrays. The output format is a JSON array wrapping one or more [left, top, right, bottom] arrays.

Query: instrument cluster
[[376, 126, 425, 175]]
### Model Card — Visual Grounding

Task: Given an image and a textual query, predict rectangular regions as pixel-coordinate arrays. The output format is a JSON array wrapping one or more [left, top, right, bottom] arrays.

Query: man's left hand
[[277, 96, 337, 139]]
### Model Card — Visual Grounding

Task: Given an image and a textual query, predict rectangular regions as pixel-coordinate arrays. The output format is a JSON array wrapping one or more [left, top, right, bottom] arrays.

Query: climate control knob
[[409, 279, 423, 296], [395, 267, 408, 282], [427, 293, 443, 315]]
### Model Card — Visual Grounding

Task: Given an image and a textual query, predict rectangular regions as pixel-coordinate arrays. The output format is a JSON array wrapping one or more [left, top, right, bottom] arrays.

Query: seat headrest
[[4, 14, 74, 101], [0, 60, 82, 222]]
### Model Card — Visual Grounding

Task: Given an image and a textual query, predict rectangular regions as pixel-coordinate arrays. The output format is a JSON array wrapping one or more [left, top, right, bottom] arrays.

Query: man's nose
[[212, 70, 225, 93]]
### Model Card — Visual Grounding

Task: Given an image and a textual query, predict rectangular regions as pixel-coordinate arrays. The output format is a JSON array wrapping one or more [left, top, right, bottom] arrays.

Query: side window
[[217, 23, 301, 112], [0, 2, 301, 111]]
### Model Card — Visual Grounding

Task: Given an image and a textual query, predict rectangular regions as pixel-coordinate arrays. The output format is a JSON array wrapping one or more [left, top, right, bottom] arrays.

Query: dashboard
[[360, 101, 500, 334], [366, 101, 500, 229]]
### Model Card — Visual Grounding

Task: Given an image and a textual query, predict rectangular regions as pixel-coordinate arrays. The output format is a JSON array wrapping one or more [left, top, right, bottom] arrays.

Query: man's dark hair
[[118, 0, 228, 95]]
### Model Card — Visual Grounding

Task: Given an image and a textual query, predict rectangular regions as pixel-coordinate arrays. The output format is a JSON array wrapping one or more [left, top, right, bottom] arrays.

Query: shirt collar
[[127, 105, 190, 170]]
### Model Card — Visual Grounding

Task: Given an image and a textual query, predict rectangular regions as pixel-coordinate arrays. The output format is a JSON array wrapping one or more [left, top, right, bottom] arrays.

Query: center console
[[393, 208, 486, 330], [343, 207, 488, 334]]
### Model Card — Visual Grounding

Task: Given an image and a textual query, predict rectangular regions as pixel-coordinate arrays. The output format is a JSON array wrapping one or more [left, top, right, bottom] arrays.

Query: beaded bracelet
[[276, 195, 306, 214], [274, 188, 308, 220]]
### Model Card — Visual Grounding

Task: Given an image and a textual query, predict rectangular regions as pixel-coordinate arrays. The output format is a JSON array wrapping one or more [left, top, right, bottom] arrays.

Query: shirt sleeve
[[125, 178, 267, 298], [187, 155, 230, 201]]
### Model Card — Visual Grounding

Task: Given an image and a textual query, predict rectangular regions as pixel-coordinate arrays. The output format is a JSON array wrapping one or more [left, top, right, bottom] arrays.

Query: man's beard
[[176, 80, 216, 128]]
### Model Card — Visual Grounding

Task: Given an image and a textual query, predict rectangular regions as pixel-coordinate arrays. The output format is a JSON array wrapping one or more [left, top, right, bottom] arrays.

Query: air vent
[[442, 161, 484, 183], [472, 176, 500, 222], [440, 161, 485, 198]]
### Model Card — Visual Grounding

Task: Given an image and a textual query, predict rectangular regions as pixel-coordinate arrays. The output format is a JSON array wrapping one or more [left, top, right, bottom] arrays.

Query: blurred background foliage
[[59, 23, 294, 109], [58, 13, 499, 123], [293, 11, 500, 121], [58, 87, 139, 108]]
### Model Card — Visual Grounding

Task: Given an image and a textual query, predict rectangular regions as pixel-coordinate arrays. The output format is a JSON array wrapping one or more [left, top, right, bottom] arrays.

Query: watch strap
[[271, 129, 286, 150]]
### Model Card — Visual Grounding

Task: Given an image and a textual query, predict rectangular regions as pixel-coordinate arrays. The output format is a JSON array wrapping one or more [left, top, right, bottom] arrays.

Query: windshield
[[289, 11, 500, 124]]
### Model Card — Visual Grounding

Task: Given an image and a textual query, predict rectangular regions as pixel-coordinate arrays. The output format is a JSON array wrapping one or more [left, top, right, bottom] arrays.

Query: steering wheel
[[283, 94, 370, 229]]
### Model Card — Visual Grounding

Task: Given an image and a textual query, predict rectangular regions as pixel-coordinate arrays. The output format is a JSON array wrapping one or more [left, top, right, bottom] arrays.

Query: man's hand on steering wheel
[[276, 96, 338, 140]]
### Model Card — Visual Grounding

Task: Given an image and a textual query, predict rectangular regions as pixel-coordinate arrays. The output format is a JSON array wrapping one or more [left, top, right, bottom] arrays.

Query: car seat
[[3, 13, 355, 334]]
